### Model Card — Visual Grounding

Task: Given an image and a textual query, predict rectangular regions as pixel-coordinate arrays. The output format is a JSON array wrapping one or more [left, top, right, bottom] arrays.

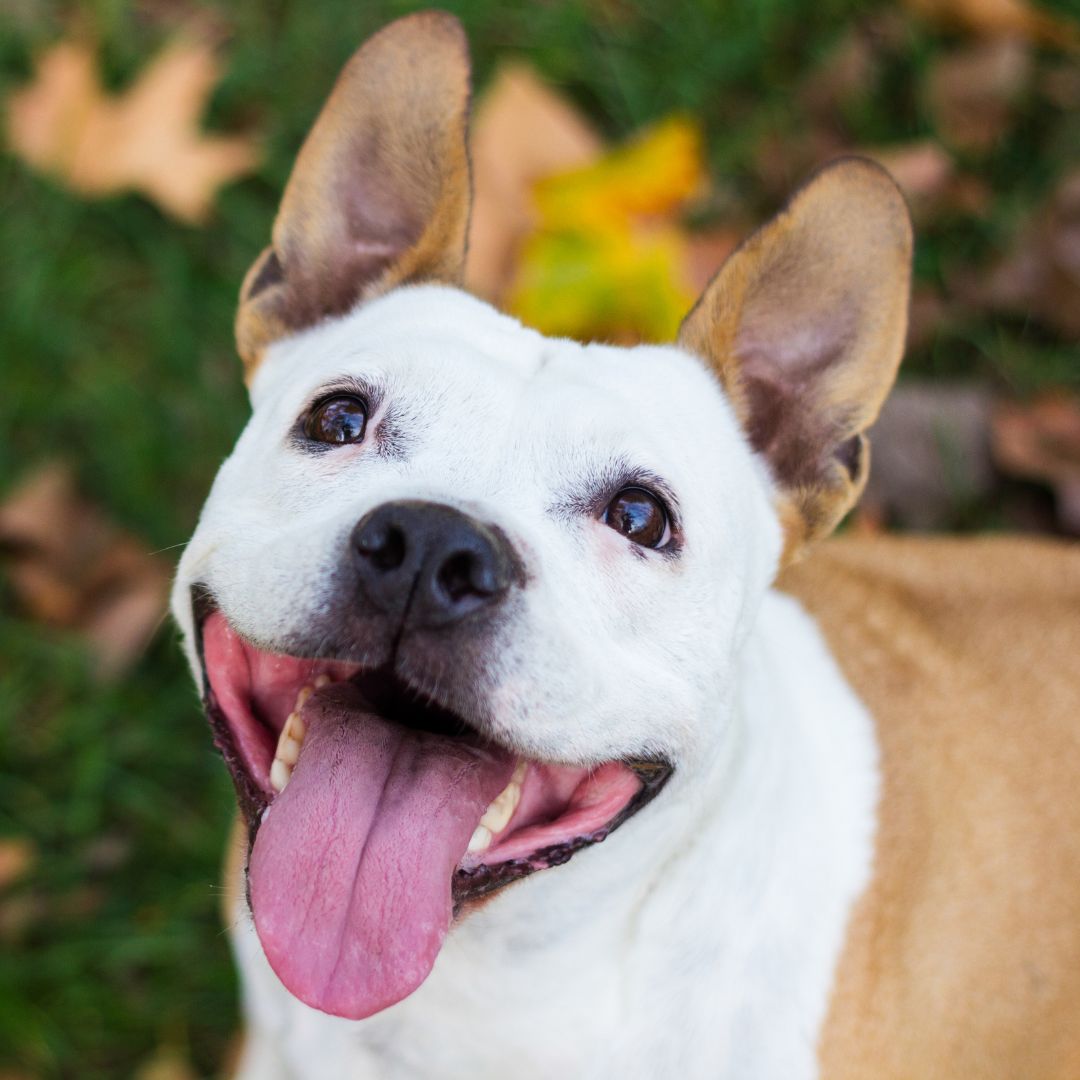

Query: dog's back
[[781, 535, 1080, 1079]]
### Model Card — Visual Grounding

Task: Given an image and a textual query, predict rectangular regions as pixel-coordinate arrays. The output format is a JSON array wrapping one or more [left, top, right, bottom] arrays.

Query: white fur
[[173, 286, 879, 1078]]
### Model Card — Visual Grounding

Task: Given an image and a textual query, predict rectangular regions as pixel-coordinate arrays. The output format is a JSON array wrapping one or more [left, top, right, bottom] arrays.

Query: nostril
[[357, 523, 407, 573], [437, 550, 502, 604], [437, 552, 479, 603]]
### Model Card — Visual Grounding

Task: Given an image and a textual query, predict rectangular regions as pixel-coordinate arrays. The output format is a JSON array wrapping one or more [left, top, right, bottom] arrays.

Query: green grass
[[1, 1, 1077, 1076]]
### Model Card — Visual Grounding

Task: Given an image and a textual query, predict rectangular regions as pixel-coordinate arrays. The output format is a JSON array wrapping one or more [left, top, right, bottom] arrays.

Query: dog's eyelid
[[549, 466, 682, 543], [302, 376, 383, 415]]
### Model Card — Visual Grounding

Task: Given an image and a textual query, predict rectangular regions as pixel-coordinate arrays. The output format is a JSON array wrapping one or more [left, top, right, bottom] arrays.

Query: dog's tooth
[[467, 825, 492, 854], [478, 775, 523, 836], [277, 736, 302, 767], [270, 710, 308, 790], [270, 758, 292, 793], [282, 708, 305, 743], [314, 674, 331, 689], [295, 685, 314, 711]]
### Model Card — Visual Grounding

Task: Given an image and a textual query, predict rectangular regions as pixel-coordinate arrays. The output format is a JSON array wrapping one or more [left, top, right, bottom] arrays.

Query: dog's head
[[172, 11, 910, 1021]]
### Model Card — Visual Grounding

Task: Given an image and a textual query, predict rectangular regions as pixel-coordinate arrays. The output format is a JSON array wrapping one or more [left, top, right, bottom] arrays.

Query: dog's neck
[[234, 585, 879, 1079]]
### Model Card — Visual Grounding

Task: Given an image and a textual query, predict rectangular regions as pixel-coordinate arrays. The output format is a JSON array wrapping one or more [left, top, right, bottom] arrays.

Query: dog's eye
[[602, 488, 670, 549], [305, 395, 368, 444]]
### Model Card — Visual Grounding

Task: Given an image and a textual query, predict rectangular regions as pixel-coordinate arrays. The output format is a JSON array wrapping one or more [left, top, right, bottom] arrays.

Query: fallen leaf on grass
[[993, 396, 1080, 534], [953, 168, 1080, 339], [5, 37, 259, 223], [862, 140, 991, 223], [0, 462, 171, 680], [904, 0, 1080, 50], [800, 27, 882, 119], [926, 39, 1031, 152], [0, 839, 35, 890], [866, 140, 954, 202], [509, 116, 707, 343], [467, 63, 603, 302], [133, 1046, 199, 1080]]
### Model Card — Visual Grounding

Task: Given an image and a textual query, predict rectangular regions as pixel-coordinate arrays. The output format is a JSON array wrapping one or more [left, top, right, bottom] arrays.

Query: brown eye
[[602, 488, 670, 549], [305, 395, 368, 444]]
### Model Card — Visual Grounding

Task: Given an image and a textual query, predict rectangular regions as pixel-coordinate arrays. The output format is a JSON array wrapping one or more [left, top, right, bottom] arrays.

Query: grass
[[1, 0, 1076, 1075]]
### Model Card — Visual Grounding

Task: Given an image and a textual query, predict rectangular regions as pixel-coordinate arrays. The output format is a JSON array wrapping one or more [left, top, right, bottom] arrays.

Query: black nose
[[352, 501, 517, 628]]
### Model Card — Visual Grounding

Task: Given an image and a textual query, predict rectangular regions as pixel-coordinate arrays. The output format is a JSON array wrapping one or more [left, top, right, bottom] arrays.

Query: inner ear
[[678, 157, 912, 556], [235, 11, 473, 379]]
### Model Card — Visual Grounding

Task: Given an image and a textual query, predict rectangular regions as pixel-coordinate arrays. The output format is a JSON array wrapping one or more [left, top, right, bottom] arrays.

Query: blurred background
[[1, 0, 1077, 1076]]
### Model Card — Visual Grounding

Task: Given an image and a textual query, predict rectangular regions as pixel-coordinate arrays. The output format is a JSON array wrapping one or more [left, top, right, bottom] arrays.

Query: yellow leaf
[[508, 115, 705, 343], [5, 38, 259, 223], [533, 116, 705, 232], [466, 63, 603, 302], [510, 223, 695, 344]]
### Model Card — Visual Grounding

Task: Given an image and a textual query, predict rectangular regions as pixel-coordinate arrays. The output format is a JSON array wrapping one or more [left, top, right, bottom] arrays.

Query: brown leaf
[[906, 285, 953, 351], [862, 140, 991, 223], [800, 27, 881, 119], [0, 462, 171, 679], [904, 0, 1080, 50], [865, 140, 954, 202], [993, 396, 1080, 534], [466, 63, 603, 302], [926, 39, 1031, 153], [954, 168, 1080, 339], [683, 227, 741, 293], [0, 839, 35, 890], [5, 37, 259, 223]]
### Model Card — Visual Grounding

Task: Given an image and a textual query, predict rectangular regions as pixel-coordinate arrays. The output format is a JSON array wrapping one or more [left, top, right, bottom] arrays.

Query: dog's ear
[[235, 11, 472, 379], [678, 158, 912, 561]]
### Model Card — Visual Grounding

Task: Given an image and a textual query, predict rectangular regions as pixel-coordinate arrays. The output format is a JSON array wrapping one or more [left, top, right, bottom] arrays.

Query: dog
[[171, 11, 1080, 1079]]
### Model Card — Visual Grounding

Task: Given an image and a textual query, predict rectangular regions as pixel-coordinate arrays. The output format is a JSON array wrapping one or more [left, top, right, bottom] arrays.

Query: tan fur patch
[[779, 534, 1080, 1079]]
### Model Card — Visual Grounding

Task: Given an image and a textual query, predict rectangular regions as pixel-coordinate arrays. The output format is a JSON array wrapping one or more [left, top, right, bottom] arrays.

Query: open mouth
[[193, 589, 671, 1020]]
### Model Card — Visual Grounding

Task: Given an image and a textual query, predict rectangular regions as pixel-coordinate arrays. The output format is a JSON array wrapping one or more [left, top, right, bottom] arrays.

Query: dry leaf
[[0, 462, 171, 680], [904, 0, 1080, 50], [926, 39, 1031, 152], [906, 285, 952, 351], [865, 140, 954, 202], [531, 116, 704, 231], [683, 227, 741, 293], [467, 64, 602, 302], [0, 839, 35, 890], [954, 168, 1080, 339], [508, 117, 706, 344], [800, 27, 881, 119], [133, 1046, 199, 1080], [862, 140, 991, 223], [6, 38, 259, 223], [993, 396, 1080, 534]]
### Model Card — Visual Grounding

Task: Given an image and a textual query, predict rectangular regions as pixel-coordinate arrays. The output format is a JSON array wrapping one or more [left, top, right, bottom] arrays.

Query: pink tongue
[[249, 685, 516, 1019]]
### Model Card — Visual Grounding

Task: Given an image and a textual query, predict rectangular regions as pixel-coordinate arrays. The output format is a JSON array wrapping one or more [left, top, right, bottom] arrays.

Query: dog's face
[[172, 12, 910, 1023]]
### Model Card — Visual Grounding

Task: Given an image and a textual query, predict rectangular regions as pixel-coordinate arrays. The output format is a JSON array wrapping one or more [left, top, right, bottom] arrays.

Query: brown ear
[[235, 11, 473, 379], [678, 158, 912, 561]]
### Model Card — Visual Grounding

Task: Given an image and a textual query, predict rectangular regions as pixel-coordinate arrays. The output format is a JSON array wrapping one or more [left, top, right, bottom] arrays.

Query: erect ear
[[678, 158, 912, 562], [235, 11, 472, 380]]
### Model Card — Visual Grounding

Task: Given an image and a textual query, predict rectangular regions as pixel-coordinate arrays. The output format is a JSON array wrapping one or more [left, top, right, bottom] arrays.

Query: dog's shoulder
[[780, 531, 1080, 688], [780, 534, 1080, 1079]]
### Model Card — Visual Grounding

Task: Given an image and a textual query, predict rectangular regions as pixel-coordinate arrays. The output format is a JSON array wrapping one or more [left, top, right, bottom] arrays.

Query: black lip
[[190, 585, 674, 907]]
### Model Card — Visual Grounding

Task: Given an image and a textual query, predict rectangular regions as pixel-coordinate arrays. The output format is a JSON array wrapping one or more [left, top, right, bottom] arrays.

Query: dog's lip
[[190, 584, 673, 906]]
